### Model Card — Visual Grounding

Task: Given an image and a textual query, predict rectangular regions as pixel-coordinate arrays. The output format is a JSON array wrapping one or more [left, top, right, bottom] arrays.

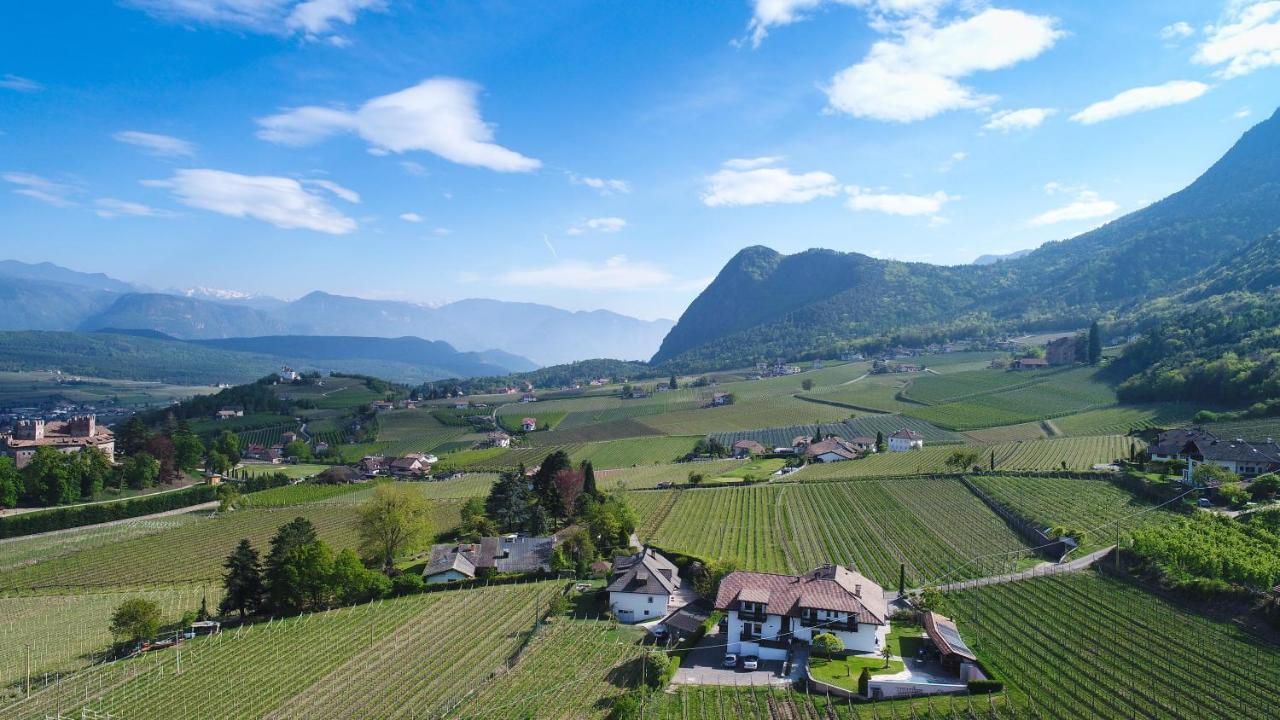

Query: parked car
[[722, 653, 738, 668], [742, 656, 759, 670], [650, 625, 668, 640]]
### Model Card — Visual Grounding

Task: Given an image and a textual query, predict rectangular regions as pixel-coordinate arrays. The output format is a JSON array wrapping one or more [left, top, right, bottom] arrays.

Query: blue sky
[[2, 1, 1277, 320]]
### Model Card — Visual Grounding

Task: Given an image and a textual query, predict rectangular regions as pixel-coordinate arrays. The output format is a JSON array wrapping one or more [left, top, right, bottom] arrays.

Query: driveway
[[670, 627, 796, 687]]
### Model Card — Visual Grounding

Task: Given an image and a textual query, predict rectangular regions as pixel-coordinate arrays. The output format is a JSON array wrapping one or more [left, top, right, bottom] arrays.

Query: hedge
[[968, 679, 1004, 694], [0, 484, 219, 539]]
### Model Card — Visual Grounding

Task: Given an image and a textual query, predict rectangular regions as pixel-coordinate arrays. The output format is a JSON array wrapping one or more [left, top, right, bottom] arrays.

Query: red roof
[[714, 565, 886, 625]]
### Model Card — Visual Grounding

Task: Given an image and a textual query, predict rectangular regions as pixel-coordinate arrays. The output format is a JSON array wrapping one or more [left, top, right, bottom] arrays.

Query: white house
[[714, 565, 888, 661], [887, 429, 925, 453], [521, 417, 538, 432], [607, 549, 680, 623], [488, 431, 511, 448], [423, 552, 476, 584], [279, 366, 301, 382], [1181, 436, 1280, 484]]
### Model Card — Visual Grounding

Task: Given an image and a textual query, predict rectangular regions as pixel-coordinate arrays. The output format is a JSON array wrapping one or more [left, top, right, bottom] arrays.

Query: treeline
[[0, 483, 217, 539], [417, 358, 656, 397], [142, 377, 293, 425]]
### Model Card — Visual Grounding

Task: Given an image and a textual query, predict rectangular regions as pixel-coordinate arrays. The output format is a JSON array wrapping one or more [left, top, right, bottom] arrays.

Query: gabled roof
[[714, 565, 886, 626], [733, 439, 767, 453], [805, 438, 861, 460], [889, 429, 924, 440], [607, 548, 679, 596], [1150, 428, 1217, 457], [1187, 438, 1280, 464], [423, 548, 476, 579]]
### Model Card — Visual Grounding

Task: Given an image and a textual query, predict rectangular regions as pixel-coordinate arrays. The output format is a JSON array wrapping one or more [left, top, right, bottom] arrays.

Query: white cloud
[[567, 217, 627, 235], [1160, 21, 1195, 41], [722, 156, 786, 170], [0, 74, 42, 92], [3, 172, 79, 207], [145, 168, 357, 234], [1028, 185, 1118, 226], [570, 174, 630, 195], [94, 198, 173, 218], [983, 107, 1056, 132], [1070, 80, 1209, 124], [399, 160, 427, 176], [498, 255, 674, 291], [125, 0, 384, 40], [744, 0, 946, 48], [399, 212, 424, 223], [1235, 105, 1253, 118], [845, 186, 952, 216], [826, 8, 1062, 123], [433, 227, 451, 236], [256, 77, 540, 173], [113, 130, 197, 158], [1195, 1, 1280, 78], [938, 151, 966, 172], [702, 157, 838, 207], [303, 178, 360, 203]]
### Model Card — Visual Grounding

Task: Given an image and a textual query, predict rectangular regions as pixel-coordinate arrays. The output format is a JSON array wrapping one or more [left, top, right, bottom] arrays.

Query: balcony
[[737, 610, 768, 623]]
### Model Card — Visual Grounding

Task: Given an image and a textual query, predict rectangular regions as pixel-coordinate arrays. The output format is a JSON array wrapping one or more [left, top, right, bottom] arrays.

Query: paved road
[[887, 545, 1116, 601]]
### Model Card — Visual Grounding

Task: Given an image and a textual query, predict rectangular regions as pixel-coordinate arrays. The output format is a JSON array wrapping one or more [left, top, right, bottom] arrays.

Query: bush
[[968, 679, 1004, 694], [391, 573, 425, 596], [812, 632, 843, 658], [0, 484, 218, 539], [858, 667, 871, 696]]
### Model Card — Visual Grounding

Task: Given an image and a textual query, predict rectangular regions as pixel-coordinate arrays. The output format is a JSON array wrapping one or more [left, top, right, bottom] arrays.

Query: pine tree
[[220, 538, 264, 619], [1088, 320, 1103, 365], [669, 374, 678, 390], [581, 460, 600, 499]]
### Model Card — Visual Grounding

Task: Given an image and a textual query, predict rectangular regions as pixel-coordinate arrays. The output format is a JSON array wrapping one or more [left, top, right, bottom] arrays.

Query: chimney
[[854, 584, 862, 598]]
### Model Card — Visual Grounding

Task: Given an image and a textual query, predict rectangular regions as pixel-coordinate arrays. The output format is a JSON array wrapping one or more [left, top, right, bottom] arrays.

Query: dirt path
[[885, 545, 1115, 601]]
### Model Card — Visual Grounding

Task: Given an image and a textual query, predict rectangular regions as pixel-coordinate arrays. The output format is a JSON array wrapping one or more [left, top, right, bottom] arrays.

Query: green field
[[450, 618, 645, 719], [797, 374, 919, 413], [904, 367, 1119, 431], [374, 408, 470, 455], [631, 479, 1032, 586], [638, 395, 855, 435], [966, 475, 1181, 554], [0, 516, 199, 573], [568, 435, 702, 469], [595, 460, 747, 491], [241, 482, 366, 506], [1, 582, 565, 720], [0, 371, 218, 410], [1049, 403, 1198, 437], [641, 686, 1013, 719], [710, 416, 960, 450], [946, 571, 1280, 720], [239, 463, 330, 479]]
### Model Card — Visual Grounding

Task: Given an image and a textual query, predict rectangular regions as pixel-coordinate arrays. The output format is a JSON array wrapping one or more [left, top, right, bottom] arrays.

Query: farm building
[[607, 548, 682, 624], [732, 439, 767, 458], [922, 611, 977, 672], [278, 366, 301, 381], [804, 438, 862, 463], [887, 429, 925, 452], [1181, 436, 1280, 484], [521, 417, 538, 432], [423, 535, 555, 584], [488, 431, 511, 448], [1044, 336, 1079, 366], [715, 565, 888, 660], [1011, 357, 1049, 370], [215, 406, 244, 419], [1147, 427, 1216, 463]]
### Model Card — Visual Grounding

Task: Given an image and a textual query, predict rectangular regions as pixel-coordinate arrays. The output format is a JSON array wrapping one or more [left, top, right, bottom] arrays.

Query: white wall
[[610, 591, 668, 623], [727, 609, 886, 655], [424, 569, 471, 585]]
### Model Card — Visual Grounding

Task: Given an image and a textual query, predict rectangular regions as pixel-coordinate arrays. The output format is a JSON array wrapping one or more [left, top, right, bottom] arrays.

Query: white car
[[742, 656, 759, 671], [722, 653, 738, 668]]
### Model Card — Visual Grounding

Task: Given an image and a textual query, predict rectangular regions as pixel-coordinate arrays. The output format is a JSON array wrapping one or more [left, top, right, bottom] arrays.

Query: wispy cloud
[[845, 186, 952, 217], [145, 168, 358, 234], [256, 77, 540, 173], [744, 0, 947, 48], [124, 0, 385, 42], [983, 107, 1056, 132], [825, 8, 1062, 123], [399, 212, 423, 223], [94, 198, 174, 218], [1160, 21, 1194, 41], [569, 174, 630, 195], [1070, 80, 1209, 124], [3, 172, 79, 207], [702, 157, 838, 207], [113, 130, 196, 158], [567, 217, 627, 235], [1028, 183, 1118, 226], [1195, 1, 1280, 78], [498, 255, 674, 290], [0, 74, 42, 92]]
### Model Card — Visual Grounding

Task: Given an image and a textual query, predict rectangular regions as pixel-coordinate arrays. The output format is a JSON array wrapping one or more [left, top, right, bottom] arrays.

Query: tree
[[531, 450, 572, 516], [24, 446, 75, 506], [1218, 482, 1251, 508], [898, 563, 906, 596], [284, 440, 312, 461], [801, 378, 814, 391], [145, 434, 177, 483], [212, 430, 241, 464], [582, 494, 638, 554], [1087, 320, 1103, 365], [110, 597, 162, 645], [331, 548, 390, 605], [217, 483, 242, 512], [0, 457, 18, 508], [458, 496, 495, 540], [70, 447, 112, 499], [486, 472, 535, 532], [264, 517, 319, 610], [274, 540, 336, 613], [687, 471, 704, 485], [858, 667, 871, 696], [356, 483, 433, 572], [553, 468, 585, 519], [875, 431, 885, 453], [943, 450, 981, 473], [1249, 473, 1280, 501], [220, 538, 264, 619], [812, 632, 843, 658], [171, 430, 205, 472], [551, 527, 597, 576], [880, 644, 894, 668], [668, 374, 678, 391], [122, 453, 160, 490], [581, 461, 600, 500], [206, 450, 232, 475], [117, 416, 151, 456], [1193, 462, 1240, 488]]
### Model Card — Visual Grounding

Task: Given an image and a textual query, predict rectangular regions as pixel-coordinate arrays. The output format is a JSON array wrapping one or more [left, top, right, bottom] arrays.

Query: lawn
[[637, 395, 855, 435], [720, 457, 786, 478], [810, 654, 904, 691], [568, 435, 702, 469]]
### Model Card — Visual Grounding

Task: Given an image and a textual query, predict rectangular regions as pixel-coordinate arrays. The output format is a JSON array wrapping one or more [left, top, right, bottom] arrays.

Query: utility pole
[[24, 643, 31, 698]]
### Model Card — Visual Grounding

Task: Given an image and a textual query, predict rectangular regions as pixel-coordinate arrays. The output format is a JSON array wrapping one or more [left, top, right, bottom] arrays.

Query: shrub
[[858, 667, 871, 696], [968, 679, 1004, 694], [812, 632, 843, 658], [391, 573, 425, 596]]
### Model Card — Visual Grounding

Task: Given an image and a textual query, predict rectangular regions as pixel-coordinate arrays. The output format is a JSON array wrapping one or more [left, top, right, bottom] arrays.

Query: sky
[[2, 1, 1278, 321]]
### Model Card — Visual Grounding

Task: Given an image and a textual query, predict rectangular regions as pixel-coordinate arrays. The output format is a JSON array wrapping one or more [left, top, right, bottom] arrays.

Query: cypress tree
[[581, 460, 600, 499], [1087, 321, 1103, 365]]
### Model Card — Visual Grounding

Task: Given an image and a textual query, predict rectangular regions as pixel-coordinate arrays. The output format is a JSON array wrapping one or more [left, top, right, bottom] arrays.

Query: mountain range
[[0, 263, 674, 366], [653, 107, 1280, 370]]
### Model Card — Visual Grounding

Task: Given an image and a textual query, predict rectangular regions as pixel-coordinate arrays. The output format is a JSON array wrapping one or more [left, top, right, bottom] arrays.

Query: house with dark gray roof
[[1148, 428, 1217, 463], [607, 548, 681, 623], [714, 565, 887, 660], [423, 535, 554, 584], [1182, 436, 1280, 484]]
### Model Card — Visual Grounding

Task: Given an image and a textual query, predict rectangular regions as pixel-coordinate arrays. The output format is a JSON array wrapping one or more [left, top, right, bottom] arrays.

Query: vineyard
[[965, 475, 1181, 554], [238, 463, 330, 480], [0, 506, 364, 590], [1047, 403, 1196, 437], [1, 582, 566, 720], [596, 460, 746, 490], [568, 436, 702, 469], [637, 395, 855, 435], [240, 483, 366, 507], [374, 409, 471, 455], [792, 435, 1131, 480], [710, 417, 959, 450], [629, 480, 1033, 586], [797, 376, 919, 414], [449, 619, 645, 719], [945, 571, 1280, 719], [0, 585, 216, 697], [634, 686, 1018, 719], [527, 418, 665, 445], [904, 368, 1118, 431], [0, 516, 198, 573]]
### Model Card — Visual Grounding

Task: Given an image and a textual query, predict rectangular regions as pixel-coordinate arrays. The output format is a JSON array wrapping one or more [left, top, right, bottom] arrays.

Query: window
[[647, 596, 654, 603]]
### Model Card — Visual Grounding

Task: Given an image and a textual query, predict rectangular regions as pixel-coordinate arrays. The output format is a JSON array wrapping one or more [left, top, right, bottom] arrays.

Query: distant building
[[1011, 357, 1049, 370], [805, 437, 871, 463], [371, 400, 395, 412], [215, 406, 244, 420], [279, 366, 301, 382], [2, 415, 114, 469], [280, 431, 297, 445], [1044, 336, 1078, 366], [488, 431, 511, 448], [887, 429, 925, 452], [732, 439, 767, 459], [1181, 436, 1280, 484], [521, 417, 538, 432]]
